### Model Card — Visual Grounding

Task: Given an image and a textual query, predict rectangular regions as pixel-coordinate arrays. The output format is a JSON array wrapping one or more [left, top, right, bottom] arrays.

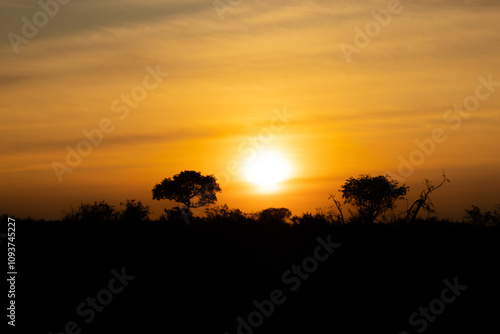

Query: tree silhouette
[[340, 174, 408, 224], [406, 172, 449, 223], [152, 170, 221, 217], [328, 194, 345, 224]]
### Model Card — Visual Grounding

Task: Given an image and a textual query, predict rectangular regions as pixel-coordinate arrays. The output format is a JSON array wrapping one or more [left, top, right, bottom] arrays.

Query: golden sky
[[1, 0, 499, 220]]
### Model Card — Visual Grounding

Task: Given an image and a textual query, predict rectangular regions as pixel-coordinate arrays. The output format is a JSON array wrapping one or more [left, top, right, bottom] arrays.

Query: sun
[[244, 150, 292, 191]]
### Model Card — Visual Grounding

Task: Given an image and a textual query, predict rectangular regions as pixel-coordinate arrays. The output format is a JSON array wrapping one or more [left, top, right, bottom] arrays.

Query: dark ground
[[5, 219, 500, 333]]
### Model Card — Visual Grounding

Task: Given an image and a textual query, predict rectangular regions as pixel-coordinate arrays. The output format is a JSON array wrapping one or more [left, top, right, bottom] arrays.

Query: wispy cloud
[[0, 0, 499, 219]]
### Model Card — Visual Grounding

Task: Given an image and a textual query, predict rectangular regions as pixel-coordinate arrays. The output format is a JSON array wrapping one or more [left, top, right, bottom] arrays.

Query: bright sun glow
[[244, 150, 292, 191]]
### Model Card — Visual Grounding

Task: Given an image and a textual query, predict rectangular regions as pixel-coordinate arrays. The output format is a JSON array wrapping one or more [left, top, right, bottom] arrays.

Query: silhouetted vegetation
[[291, 211, 333, 228], [257, 207, 292, 225], [63, 200, 118, 223], [205, 204, 250, 225], [407, 171, 449, 223], [8, 171, 499, 333], [62, 199, 150, 224], [52, 172, 499, 227], [338, 174, 408, 224], [119, 199, 151, 223], [152, 170, 221, 212], [463, 204, 500, 225]]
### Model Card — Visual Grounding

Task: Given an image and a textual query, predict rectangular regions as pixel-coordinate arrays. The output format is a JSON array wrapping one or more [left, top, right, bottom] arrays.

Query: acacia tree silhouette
[[340, 174, 408, 224], [152, 170, 221, 219]]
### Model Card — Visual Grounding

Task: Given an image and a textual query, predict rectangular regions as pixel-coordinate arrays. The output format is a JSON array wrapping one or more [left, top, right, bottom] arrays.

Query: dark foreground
[[7, 220, 500, 333]]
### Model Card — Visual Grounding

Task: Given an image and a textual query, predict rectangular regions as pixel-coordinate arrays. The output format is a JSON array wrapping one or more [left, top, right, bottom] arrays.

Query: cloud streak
[[0, 0, 499, 219]]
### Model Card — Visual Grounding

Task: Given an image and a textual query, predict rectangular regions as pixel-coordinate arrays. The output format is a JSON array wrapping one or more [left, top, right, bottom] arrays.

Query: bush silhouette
[[463, 204, 500, 225], [257, 207, 292, 224], [63, 201, 118, 223], [119, 199, 151, 223], [291, 212, 332, 227], [205, 204, 250, 224]]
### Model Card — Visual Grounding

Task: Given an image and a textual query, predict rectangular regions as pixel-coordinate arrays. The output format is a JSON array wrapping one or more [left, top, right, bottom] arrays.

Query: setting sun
[[244, 150, 292, 191]]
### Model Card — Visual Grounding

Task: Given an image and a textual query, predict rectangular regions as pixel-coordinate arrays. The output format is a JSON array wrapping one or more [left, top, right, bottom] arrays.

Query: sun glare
[[244, 150, 292, 191]]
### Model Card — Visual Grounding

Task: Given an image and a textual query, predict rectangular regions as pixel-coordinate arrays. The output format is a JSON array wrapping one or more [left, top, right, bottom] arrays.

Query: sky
[[1, 0, 499, 220]]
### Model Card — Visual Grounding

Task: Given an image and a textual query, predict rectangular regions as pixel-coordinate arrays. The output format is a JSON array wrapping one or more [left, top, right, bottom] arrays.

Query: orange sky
[[1, 0, 499, 220]]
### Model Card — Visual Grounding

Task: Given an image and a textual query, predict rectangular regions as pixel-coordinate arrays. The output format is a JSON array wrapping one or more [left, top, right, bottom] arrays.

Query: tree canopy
[[340, 174, 408, 224], [152, 170, 222, 213]]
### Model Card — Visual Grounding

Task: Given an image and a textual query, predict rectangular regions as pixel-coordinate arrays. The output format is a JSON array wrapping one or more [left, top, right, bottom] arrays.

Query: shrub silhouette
[[291, 212, 332, 227], [63, 201, 118, 223], [257, 207, 292, 224], [119, 199, 150, 223], [159, 206, 194, 226], [205, 204, 250, 224], [463, 204, 500, 225]]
